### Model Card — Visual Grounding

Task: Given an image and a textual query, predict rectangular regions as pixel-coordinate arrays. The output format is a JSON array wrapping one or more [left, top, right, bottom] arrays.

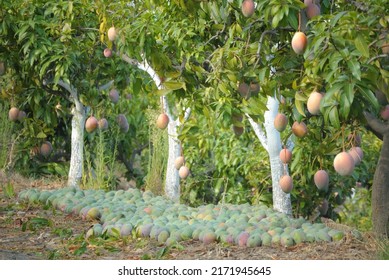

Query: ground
[[0, 172, 380, 260]]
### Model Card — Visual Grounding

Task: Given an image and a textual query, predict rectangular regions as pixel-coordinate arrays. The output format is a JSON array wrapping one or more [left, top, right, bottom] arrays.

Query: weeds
[[21, 217, 53, 232], [144, 109, 168, 195], [376, 238, 389, 260], [82, 124, 120, 191], [0, 101, 14, 169], [1, 181, 15, 199]]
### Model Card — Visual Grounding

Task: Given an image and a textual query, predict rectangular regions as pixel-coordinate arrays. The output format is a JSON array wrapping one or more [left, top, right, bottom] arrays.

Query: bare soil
[[0, 172, 380, 260]]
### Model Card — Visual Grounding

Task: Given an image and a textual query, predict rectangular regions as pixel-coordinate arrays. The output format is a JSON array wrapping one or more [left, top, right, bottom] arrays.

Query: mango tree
[[2, 0, 388, 237], [0, 0, 140, 187], [99, 0, 388, 236]]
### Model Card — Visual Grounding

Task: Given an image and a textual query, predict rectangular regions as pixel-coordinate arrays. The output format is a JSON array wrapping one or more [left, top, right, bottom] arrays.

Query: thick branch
[[41, 80, 70, 101], [364, 111, 389, 137], [57, 80, 77, 100], [120, 53, 162, 89], [367, 54, 388, 64], [120, 53, 179, 121], [246, 113, 269, 152], [255, 30, 277, 67], [120, 53, 140, 67], [118, 142, 148, 176], [57, 79, 83, 113]]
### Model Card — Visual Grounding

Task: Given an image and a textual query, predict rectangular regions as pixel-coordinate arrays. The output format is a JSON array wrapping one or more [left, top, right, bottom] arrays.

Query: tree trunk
[[67, 99, 85, 189], [263, 96, 292, 215], [364, 112, 389, 238], [372, 133, 389, 238], [120, 55, 190, 201], [164, 118, 181, 201]]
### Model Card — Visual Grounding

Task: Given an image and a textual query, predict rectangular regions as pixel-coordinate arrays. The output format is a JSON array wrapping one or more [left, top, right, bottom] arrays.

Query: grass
[[0, 101, 14, 169], [144, 109, 168, 196], [1, 180, 15, 199], [82, 125, 120, 191], [376, 238, 389, 260]]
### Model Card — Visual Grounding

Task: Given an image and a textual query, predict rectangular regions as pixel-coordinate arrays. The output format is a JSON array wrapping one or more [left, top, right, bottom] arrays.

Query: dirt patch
[[0, 172, 380, 260]]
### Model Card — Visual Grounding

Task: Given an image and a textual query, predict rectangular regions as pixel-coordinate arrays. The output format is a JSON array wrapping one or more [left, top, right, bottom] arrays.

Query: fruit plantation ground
[[0, 172, 380, 260]]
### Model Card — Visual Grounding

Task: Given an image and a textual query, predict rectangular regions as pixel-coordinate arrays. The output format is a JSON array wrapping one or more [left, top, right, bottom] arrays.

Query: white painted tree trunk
[[165, 118, 182, 201], [67, 98, 85, 189], [249, 96, 292, 215], [264, 96, 292, 215], [120, 55, 185, 201], [57, 80, 85, 189]]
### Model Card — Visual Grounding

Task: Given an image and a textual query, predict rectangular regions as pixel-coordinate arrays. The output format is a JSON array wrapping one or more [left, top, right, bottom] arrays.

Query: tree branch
[[118, 142, 148, 176], [41, 78, 70, 101], [364, 111, 389, 138], [57, 79, 83, 113], [246, 113, 269, 152], [254, 30, 277, 68], [57, 80, 77, 99], [367, 54, 388, 64], [120, 53, 163, 89], [120, 52, 183, 121]]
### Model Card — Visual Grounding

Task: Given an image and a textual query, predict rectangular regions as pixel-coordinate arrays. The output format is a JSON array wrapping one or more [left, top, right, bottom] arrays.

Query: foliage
[[290, 128, 381, 219], [82, 128, 119, 191], [22, 217, 53, 232], [180, 111, 272, 206], [338, 187, 372, 232], [1, 180, 15, 199], [1, 0, 387, 221], [0, 0, 159, 181], [0, 101, 14, 169]]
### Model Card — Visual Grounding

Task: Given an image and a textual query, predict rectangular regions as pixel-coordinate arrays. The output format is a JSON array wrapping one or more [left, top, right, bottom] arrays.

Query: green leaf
[[354, 35, 369, 58], [330, 11, 348, 27], [295, 99, 306, 117], [323, 83, 342, 105], [347, 58, 361, 81], [329, 106, 340, 128], [272, 10, 284, 28], [155, 89, 173, 96], [258, 68, 269, 83], [163, 81, 186, 91], [290, 147, 302, 172], [295, 92, 307, 102], [340, 82, 354, 119], [218, 83, 229, 95], [356, 84, 380, 112], [36, 131, 47, 138], [287, 13, 298, 30]]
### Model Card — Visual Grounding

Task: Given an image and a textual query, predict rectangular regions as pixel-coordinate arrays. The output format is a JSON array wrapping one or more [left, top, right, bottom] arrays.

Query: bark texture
[[67, 99, 85, 189], [248, 97, 292, 215], [372, 134, 389, 238], [57, 80, 85, 189], [264, 97, 292, 215], [127, 57, 185, 201], [164, 119, 181, 201], [365, 112, 389, 238]]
